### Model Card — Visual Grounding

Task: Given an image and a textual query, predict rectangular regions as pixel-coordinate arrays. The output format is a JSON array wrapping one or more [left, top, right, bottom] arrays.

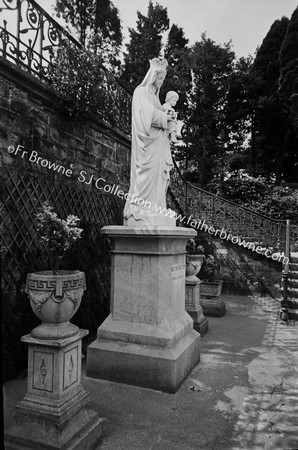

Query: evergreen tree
[[163, 24, 191, 112], [278, 7, 298, 182], [252, 17, 289, 95], [121, 1, 169, 89], [279, 7, 298, 98], [54, 0, 122, 49], [162, 24, 192, 164], [186, 34, 235, 187], [225, 56, 253, 170], [248, 17, 290, 182]]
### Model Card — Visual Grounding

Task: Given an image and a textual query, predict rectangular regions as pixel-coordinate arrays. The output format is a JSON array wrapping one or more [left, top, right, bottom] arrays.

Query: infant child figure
[[162, 91, 180, 143]]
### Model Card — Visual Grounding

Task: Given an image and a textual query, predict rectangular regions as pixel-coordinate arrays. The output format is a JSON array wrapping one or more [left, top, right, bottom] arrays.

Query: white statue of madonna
[[123, 58, 177, 228]]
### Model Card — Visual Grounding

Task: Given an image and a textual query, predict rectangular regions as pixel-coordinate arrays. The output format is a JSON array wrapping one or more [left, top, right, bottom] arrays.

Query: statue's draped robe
[[124, 86, 173, 223]]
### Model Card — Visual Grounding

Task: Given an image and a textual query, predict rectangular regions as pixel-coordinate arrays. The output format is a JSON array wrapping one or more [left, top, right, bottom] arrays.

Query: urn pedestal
[[4, 331, 103, 450], [4, 271, 103, 450], [87, 226, 201, 393], [200, 280, 226, 317], [185, 278, 209, 336]]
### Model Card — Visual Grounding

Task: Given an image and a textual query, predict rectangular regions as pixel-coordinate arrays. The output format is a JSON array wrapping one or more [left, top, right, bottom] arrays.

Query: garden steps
[[170, 163, 298, 319], [289, 281, 298, 289], [281, 253, 298, 319]]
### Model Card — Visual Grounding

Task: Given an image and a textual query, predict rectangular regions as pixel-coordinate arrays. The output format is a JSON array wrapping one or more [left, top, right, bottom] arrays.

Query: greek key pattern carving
[[26, 277, 85, 291]]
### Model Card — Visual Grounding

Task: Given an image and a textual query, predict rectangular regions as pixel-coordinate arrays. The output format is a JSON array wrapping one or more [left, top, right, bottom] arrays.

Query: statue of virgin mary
[[123, 58, 177, 228]]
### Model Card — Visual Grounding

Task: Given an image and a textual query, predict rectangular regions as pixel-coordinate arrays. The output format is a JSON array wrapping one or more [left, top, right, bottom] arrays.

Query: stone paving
[[3, 294, 298, 449], [229, 295, 298, 450]]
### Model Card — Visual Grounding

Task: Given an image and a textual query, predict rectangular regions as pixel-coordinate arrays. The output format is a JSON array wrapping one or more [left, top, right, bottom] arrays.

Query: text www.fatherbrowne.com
[[155, 206, 289, 265], [8, 144, 288, 265]]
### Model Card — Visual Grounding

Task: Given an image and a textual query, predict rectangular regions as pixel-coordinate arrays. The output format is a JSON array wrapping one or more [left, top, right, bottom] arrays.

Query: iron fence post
[[16, 0, 21, 65]]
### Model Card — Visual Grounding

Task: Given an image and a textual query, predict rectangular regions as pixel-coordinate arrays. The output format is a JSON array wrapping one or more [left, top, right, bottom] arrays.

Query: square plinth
[[87, 328, 200, 393], [19, 331, 88, 418], [4, 330, 104, 450], [185, 280, 209, 336], [87, 226, 201, 393]]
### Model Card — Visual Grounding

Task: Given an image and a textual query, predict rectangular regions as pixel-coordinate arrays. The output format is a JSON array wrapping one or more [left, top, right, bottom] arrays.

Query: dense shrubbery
[[215, 172, 298, 222], [218, 174, 270, 204], [253, 186, 298, 221], [48, 40, 120, 122]]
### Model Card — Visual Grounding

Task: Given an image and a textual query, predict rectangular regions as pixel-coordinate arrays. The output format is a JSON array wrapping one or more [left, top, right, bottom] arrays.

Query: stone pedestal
[[185, 279, 209, 336], [199, 281, 225, 317], [4, 330, 103, 450], [200, 296, 226, 317], [87, 226, 201, 393]]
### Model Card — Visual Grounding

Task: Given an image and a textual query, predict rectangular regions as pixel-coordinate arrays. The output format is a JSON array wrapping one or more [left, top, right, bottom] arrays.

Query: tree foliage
[[247, 18, 289, 180], [51, 1, 298, 191], [121, 1, 169, 89], [161, 24, 192, 165], [54, 0, 122, 50], [162, 24, 191, 130], [225, 56, 253, 166], [247, 12, 298, 183], [278, 6, 298, 178], [279, 7, 298, 98], [185, 34, 235, 187], [217, 173, 298, 222], [252, 17, 289, 96], [48, 41, 122, 125], [223, 12, 298, 185]]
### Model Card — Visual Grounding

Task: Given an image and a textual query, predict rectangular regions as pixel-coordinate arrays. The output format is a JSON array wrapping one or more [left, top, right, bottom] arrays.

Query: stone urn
[[186, 254, 205, 281], [25, 270, 86, 339]]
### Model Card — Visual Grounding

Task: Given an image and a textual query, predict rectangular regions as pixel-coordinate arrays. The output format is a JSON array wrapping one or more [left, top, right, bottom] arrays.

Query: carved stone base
[[87, 226, 201, 393], [200, 296, 226, 317], [185, 279, 209, 336], [4, 406, 103, 450], [187, 309, 209, 336], [4, 330, 103, 450]]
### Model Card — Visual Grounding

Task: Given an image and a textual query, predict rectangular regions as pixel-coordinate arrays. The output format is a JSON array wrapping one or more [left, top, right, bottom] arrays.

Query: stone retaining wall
[[0, 57, 131, 191]]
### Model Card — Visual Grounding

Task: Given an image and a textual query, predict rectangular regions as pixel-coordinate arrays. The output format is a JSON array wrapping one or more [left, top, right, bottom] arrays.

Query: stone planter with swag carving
[[25, 270, 86, 339], [200, 279, 224, 297]]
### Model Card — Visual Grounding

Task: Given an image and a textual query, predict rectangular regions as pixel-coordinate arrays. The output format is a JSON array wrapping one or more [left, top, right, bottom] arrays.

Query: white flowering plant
[[35, 202, 83, 274]]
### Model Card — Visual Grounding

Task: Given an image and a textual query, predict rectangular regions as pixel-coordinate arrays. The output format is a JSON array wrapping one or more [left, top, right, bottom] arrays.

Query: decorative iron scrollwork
[[0, 0, 132, 135]]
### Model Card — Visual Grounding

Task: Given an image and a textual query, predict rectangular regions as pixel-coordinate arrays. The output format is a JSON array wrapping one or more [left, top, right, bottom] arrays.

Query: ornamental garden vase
[[25, 270, 86, 339], [186, 254, 205, 281]]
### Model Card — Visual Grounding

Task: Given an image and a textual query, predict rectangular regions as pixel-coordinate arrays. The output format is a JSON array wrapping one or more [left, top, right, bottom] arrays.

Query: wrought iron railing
[[0, 0, 80, 78], [170, 159, 298, 253], [0, 0, 132, 135]]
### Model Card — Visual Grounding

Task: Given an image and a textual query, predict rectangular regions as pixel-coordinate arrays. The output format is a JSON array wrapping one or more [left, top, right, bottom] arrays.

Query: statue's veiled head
[[139, 58, 168, 94]]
